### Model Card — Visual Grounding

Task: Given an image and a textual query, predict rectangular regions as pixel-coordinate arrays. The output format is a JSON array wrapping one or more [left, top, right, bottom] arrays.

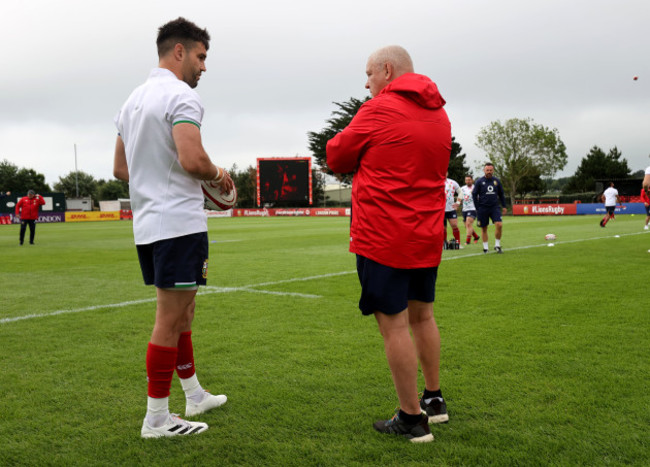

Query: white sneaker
[[141, 413, 208, 438], [186, 391, 227, 417], [644, 225, 649, 230]]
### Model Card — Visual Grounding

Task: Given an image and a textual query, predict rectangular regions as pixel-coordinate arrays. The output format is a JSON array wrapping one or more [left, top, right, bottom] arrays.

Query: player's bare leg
[[408, 301, 440, 391], [374, 310, 420, 415], [481, 225, 489, 253], [494, 221, 503, 253], [495, 221, 503, 241], [152, 289, 197, 346]]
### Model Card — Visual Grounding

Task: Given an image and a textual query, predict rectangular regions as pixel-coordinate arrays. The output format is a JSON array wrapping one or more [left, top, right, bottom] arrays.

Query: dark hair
[[485, 162, 494, 167], [157, 17, 210, 58]]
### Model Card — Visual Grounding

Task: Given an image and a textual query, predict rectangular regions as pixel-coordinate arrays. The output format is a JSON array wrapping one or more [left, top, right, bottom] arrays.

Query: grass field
[[1, 214, 648, 466]]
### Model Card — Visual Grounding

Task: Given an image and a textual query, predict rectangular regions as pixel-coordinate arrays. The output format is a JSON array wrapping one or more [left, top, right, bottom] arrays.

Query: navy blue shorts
[[444, 210, 458, 220], [645, 204, 650, 216], [136, 232, 209, 289], [462, 210, 477, 221], [477, 206, 503, 227], [356, 255, 438, 316]]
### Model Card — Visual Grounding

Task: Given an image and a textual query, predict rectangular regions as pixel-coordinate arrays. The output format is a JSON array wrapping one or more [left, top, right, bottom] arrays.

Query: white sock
[[180, 374, 205, 403], [495, 239, 501, 247], [483, 242, 489, 250], [146, 397, 170, 427]]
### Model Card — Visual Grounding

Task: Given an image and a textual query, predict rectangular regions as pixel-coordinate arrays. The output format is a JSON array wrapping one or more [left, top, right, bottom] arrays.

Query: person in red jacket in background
[[15, 190, 45, 245], [640, 187, 650, 230], [327, 45, 451, 443]]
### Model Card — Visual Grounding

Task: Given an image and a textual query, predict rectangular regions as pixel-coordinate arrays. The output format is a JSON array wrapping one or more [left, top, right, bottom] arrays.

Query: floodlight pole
[[74, 143, 79, 197]]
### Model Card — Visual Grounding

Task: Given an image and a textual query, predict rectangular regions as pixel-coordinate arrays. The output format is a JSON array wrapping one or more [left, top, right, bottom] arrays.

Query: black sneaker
[[483, 248, 488, 254], [599, 219, 605, 228], [373, 412, 434, 443], [494, 246, 503, 254], [420, 396, 449, 424]]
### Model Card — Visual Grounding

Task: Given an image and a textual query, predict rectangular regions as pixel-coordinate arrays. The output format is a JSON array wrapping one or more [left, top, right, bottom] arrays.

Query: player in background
[[472, 163, 507, 253], [599, 182, 619, 227], [458, 175, 480, 245], [114, 17, 233, 438], [444, 174, 462, 247], [640, 186, 650, 230], [327, 45, 450, 443], [643, 166, 650, 228], [15, 190, 45, 245]]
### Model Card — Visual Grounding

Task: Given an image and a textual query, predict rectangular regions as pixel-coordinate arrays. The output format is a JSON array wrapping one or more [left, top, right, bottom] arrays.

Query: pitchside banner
[[513, 203, 646, 216], [233, 208, 350, 217], [0, 212, 65, 224], [512, 204, 577, 215], [576, 203, 646, 215], [65, 212, 121, 222]]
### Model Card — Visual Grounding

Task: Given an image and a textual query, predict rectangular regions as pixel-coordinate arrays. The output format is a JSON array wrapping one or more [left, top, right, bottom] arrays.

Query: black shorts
[[136, 232, 209, 289], [605, 206, 616, 215], [645, 205, 650, 216], [462, 210, 477, 221], [477, 205, 503, 227], [356, 255, 438, 316]]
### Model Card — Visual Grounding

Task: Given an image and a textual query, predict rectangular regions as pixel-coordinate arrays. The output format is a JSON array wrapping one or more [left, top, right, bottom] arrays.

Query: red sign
[[233, 208, 350, 217], [512, 204, 577, 215]]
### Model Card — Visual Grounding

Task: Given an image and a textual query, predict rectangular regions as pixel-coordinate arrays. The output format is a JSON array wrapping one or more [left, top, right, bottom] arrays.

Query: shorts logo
[[202, 259, 209, 279]]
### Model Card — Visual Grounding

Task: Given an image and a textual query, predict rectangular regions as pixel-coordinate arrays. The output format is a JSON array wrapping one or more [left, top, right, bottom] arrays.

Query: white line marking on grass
[[200, 286, 321, 299], [0, 272, 350, 324], [0, 298, 157, 324], [3, 232, 644, 325], [441, 230, 648, 260]]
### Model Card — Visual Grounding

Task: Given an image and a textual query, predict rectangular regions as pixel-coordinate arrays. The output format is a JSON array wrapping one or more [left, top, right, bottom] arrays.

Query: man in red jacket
[[327, 45, 451, 443], [15, 190, 45, 245]]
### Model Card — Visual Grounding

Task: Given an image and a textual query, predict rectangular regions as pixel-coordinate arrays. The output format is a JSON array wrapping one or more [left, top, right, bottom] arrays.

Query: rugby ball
[[545, 233, 556, 241], [201, 180, 237, 211]]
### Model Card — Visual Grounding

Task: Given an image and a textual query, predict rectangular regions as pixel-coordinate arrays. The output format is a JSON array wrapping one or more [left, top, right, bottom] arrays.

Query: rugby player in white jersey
[[114, 17, 233, 438], [458, 175, 480, 245]]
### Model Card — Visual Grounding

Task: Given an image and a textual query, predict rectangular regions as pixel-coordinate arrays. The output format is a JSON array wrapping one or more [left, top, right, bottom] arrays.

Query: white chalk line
[[0, 271, 352, 325], [2, 232, 646, 325]]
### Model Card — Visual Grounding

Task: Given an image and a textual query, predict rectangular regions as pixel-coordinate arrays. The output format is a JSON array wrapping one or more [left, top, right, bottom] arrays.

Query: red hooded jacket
[[326, 73, 451, 269], [15, 195, 45, 220]]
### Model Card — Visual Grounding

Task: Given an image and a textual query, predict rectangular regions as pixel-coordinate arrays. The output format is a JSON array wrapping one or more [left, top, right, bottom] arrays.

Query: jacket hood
[[379, 73, 446, 109]]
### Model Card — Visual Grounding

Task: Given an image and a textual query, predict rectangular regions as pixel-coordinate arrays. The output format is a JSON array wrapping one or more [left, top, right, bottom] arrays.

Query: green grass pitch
[[1, 215, 648, 465]]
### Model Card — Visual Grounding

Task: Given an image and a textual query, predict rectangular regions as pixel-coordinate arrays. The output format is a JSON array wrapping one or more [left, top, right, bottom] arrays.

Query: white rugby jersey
[[445, 178, 460, 211], [459, 185, 476, 211], [115, 68, 208, 245], [603, 187, 618, 207]]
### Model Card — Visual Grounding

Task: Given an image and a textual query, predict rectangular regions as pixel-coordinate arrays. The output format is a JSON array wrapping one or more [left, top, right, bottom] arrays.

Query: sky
[[2, 0, 649, 188]]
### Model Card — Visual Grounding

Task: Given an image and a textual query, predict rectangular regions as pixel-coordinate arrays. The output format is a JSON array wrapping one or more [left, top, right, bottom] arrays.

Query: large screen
[[257, 158, 312, 207]]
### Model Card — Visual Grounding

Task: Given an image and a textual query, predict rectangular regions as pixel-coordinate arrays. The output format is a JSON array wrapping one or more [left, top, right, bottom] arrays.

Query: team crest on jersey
[[202, 259, 209, 279], [493, 181, 497, 186]]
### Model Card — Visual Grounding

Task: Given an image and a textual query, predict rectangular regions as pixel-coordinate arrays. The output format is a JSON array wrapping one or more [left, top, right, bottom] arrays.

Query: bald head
[[365, 45, 414, 97]]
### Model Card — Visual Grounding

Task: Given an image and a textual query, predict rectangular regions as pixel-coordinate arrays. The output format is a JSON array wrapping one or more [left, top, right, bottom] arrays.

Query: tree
[[97, 179, 129, 201], [517, 167, 546, 198], [54, 171, 98, 199], [476, 118, 568, 205], [448, 137, 471, 182], [0, 159, 51, 193], [307, 96, 369, 184], [563, 146, 632, 193], [229, 164, 257, 208]]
